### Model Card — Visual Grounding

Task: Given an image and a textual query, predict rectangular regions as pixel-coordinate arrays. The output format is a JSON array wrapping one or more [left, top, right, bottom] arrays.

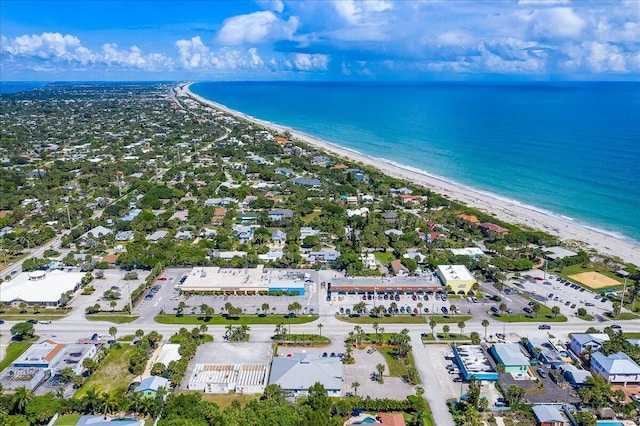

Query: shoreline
[[182, 83, 640, 267]]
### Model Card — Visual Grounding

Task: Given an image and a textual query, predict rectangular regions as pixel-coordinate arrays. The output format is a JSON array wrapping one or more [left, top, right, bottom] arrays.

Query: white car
[[630, 394, 640, 403]]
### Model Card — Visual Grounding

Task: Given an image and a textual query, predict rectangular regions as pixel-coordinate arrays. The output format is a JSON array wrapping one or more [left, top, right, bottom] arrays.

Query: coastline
[[182, 83, 640, 267]]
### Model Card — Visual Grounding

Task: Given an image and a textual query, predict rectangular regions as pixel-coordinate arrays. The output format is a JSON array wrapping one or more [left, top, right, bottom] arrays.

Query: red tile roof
[[377, 412, 406, 426]]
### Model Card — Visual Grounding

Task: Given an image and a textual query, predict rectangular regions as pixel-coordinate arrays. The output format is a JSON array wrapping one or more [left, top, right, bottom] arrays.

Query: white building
[[188, 363, 269, 394], [0, 270, 84, 307], [268, 352, 343, 397], [591, 352, 640, 385]]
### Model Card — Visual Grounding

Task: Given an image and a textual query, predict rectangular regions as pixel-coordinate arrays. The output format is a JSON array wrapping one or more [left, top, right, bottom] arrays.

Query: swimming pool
[[596, 422, 624, 426], [353, 417, 377, 424]]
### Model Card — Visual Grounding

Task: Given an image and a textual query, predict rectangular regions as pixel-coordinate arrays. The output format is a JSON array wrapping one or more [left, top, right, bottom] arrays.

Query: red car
[[157, 277, 167, 281], [535, 277, 543, 281]]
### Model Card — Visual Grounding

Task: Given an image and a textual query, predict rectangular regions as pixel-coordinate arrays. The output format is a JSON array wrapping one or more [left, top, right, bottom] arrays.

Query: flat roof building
[[449, 248, 484, 258], [188, 363, 269, 394], [330, 275, 444, 294], [544, 246, 578, 260], [0, 270, 84, 307], [525, 338, 563, 368], [179, 265, 307, 295], [452, 345, 499, 381], [490, 344, 530, 374], [436, 265, 476, 294]]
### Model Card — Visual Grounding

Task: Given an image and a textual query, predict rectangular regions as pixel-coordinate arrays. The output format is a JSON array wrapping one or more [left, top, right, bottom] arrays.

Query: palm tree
[[551, 305, 561, 318], [18, 302, 27, 313], [135, 329, 144, 340], [429, 318, 437, 336], [389, 302, 397, 316], [13, 386, 33, 414], [498, 303, 507, 316], [108, 326, 117, 340], [458, 321, 465, 336], [128, 391, 143, 415], [317, 323, 324, 337], [351, 381, 360, 396], [417, 302, 423, 316], [376, 363, 385, 379], [83, 388, 100, 414], [481, 319, 490, 341], [531, 303, 541, 317], [110, 300, 117, 312], [443, 325, 450, 337], [32, 304, 41, 314], [261, 302, 270, 314]]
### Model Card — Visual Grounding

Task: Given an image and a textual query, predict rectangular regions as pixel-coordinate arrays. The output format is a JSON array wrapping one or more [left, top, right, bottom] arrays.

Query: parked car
[[538, 324, 551, 330], [610, 324, 622, 330], [523, 307, 533, 314]]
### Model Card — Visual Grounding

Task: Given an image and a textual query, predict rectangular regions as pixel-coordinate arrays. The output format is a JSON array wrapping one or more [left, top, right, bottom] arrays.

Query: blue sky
[[1, 0, 638, 81]]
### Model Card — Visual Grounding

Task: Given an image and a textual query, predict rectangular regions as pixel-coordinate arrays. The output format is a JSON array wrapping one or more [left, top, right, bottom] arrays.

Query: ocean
[[191, 81, 640, 243], [0, 81, 47, 94]]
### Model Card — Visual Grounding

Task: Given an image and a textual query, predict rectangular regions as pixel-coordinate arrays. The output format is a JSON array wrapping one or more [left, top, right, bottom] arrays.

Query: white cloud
[[256, 0, 284, 13], [293, 53, 329, 70], [2, 32, 172, 71], [216, 11, 298, 45], [333, 0, 392, 23], [523, 7, 586, 40], [176, 36, 210, 68]]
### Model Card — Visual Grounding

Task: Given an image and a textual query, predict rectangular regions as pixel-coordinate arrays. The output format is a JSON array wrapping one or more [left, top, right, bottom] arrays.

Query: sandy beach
[[182, 83, 640, 267]]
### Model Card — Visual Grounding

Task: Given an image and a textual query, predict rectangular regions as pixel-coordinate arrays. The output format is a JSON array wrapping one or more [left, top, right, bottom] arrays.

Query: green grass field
[[155, 314, 318, 325], [86, 314, 140, 323], [558, 264, 624, 286], [379, 347, 419, 384], [74, 345, 137, 397], [0, 341, 33, 372], [374, 252, 395, 265], [336, 315, 427, 324], [428, 314, 473, 324], [54, 413, 81, 425]]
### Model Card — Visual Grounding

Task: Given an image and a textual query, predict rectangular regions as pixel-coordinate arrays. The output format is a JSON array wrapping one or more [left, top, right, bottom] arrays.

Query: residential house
[[307, 249, 340, 263], [147, 230, 168, 242], [382, 211, 398, 224], [300, 227, 320, 239], [268, 352, 342, 397], [525, 338, 563, 368], [268, 209, 294, 221], [561, 364, 592, 387], [134, 376, 169, 398], [344, 168, 368, 182], [390, 259, 409, 276], [384, 229, 404, 237], [532, 405, 566, 426], [232, 225, 254, 243], [346, 207, 369, 218], [271, 229, 287, 244], [398, 194, 426, 205], [293, 177, 322, 188], [310, 155, 331, 166], [84, 226, 112, 239], [120, 208, 142, 222], [175, 230, 194, 240], [479, 222, 509, 235], [591, 351, 640, 385], [115, 231, 134, 241], [569, 333, 610, 356], [211, 207, 226, 225], [457, 214, 479, 223], [274, 167, 294, 177], [490, 344, 530, 374], [360, 253, 377, 270]]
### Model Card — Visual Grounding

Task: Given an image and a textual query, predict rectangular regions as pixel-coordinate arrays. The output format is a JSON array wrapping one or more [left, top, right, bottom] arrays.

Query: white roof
[[449, 247, 484, 257], [84, 226, 112, 238], [437, 265, 475, 281], [156, 344, 181, 367], [0, 270, 84, 303], [269, 353, 343, 391]]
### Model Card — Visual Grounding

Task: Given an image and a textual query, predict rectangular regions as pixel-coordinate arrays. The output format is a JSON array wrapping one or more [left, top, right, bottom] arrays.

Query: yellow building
[[436, 265, 476, 294]]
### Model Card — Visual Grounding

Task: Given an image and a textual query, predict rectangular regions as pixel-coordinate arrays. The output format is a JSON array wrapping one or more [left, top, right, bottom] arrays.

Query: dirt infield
[[569, 271, 620, 289]]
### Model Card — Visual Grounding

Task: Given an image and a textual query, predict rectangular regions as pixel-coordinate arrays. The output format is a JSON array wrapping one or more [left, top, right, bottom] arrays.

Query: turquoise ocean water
[[192, 81, 640, 243]]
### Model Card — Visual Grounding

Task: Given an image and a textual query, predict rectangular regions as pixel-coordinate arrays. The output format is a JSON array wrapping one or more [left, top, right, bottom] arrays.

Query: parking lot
[[135, 267, 320, 318], [511, 274, 615, 319], [329, 291, 454, 317]]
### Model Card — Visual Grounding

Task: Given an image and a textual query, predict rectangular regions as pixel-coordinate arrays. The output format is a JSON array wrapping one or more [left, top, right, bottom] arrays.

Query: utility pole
[[620, 277, 628, 311], [127, 282, 133, 314]]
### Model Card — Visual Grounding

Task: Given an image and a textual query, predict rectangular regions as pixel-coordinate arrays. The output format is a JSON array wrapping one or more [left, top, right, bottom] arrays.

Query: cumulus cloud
[[1, 32, 172, 71], [293, 53, 329, 71], [524, 7, 586, 40], [256, 0, 284, 13], [216, 11, 298, 45]]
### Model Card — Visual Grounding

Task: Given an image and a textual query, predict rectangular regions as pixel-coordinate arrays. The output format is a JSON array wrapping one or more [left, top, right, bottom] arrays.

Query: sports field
[[569, 271, 620, 289]]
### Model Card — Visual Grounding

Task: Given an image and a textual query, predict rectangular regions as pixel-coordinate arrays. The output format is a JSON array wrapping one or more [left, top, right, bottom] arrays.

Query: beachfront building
[[0, 270, 84, 307], [178, 266, 308, 295], [268, 352, 343, 397], [452, 345, 499, 382], [591, 352, 640, 386], [490, 344, 530, 374], [436, 265, 476, 294]]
